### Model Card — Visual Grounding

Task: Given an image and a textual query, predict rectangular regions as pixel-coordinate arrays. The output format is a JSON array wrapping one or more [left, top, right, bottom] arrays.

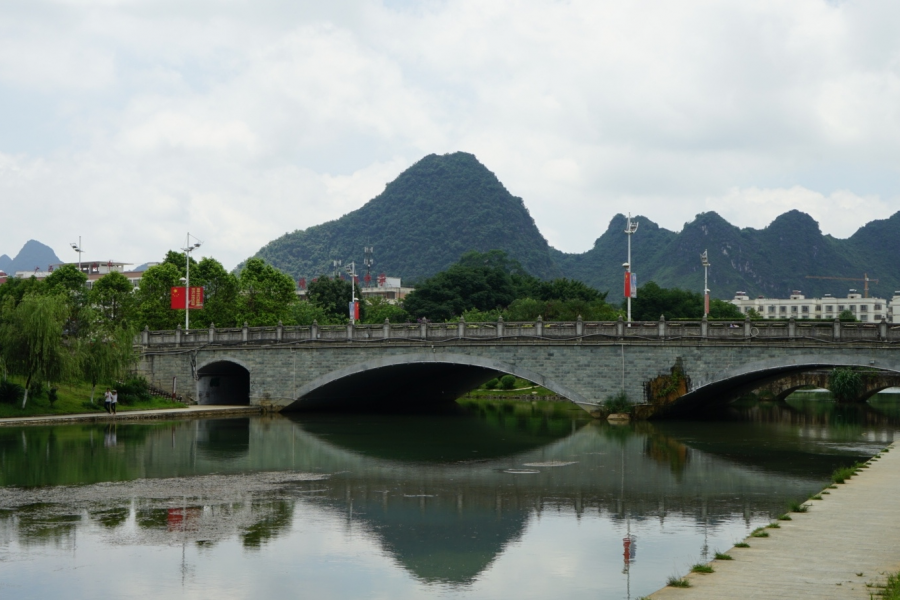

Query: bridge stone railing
[[138, 316, 900, 348]]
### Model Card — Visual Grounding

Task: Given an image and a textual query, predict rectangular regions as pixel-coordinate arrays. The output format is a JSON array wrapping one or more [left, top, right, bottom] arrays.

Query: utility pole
[[623, 215, 639, 324], [70, 237, 83, 273], [332, 259, 342, 279], [182, 233, 202, 330], [701, 249, 710, 317], [364, 247, 374, 287]]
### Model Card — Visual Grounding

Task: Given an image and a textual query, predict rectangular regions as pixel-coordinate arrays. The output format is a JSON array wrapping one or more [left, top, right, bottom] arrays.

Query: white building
[[730, 290, 896, 323]]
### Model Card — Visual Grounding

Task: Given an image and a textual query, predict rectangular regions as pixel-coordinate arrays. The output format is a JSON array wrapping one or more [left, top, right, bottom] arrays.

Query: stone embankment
[[648, 443, 900, 599], [0, 405, 261, 427]]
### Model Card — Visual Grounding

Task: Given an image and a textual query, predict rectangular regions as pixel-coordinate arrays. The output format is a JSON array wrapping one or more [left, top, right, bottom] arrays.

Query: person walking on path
[[104, 388, 112, 414], [110, 389, 118, 415]]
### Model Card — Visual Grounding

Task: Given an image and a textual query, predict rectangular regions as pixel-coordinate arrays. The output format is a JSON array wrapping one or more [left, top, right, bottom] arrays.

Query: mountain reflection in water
[[0, 396, 896, 599]]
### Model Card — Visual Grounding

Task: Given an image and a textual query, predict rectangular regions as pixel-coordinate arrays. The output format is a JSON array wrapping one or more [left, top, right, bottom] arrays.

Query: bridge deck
[[648, 443, 900, 599]]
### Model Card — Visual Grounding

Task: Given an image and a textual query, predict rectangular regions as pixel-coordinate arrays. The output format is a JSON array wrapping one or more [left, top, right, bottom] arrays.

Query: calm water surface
[[0, 395, 897, 600]]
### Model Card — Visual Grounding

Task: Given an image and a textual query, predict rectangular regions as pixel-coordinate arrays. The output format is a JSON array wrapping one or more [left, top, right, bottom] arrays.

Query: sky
[[1, 0, 899, 270]]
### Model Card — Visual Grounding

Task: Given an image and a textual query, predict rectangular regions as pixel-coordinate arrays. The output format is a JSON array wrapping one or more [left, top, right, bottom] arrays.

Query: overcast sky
[[1, 0, 898, 269]]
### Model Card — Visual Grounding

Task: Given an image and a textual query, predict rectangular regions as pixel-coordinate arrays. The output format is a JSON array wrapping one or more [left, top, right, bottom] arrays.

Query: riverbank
[[0, 404, 262, 427], [648, 442, 900, 599]]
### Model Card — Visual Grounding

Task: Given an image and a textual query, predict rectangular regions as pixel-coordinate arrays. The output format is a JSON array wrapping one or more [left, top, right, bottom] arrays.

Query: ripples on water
[[0, 394, 896, 600]]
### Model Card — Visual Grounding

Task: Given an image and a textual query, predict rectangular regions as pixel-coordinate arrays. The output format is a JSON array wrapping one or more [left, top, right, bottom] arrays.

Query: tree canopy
[[627, 281, 744, 321]]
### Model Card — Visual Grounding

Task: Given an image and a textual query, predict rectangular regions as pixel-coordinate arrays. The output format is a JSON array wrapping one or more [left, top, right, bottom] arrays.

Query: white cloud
[[1, 0, 899, 266]]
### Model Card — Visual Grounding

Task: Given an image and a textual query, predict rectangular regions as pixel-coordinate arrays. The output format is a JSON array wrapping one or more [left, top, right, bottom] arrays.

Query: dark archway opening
[[197, 361, 250, 405], [285, 363, 501, 412]]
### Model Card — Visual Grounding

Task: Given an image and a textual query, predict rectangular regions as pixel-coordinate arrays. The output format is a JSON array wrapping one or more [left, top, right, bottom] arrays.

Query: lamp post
[[624, 215, 639, 324], [345, 261, 357, 322], [70, 237, 83, 273], [182, 232, 202, 330], [701, 249, 710, 317]]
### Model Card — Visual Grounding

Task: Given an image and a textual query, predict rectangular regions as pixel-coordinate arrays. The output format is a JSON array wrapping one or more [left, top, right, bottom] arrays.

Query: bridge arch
[[672, 354, 900, 412], [284, 353, 590, 411], [197, 359, 251, 405]]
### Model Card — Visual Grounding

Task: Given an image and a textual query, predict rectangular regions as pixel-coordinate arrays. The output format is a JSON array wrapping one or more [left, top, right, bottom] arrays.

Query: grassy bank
[[462, 376, 561, 400], [0, 377, 186, 419]]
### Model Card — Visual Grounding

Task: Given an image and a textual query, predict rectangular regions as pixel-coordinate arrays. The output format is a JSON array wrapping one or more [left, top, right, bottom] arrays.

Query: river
[[0, 394, 897, 599]]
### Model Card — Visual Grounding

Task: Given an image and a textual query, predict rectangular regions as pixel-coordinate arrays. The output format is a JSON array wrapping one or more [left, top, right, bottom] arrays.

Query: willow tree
[[0, 294, 74, 408], [81, 327, 135, 404]]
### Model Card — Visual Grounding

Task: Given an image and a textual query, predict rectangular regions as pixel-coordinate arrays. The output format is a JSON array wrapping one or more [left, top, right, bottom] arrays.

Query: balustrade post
[[383, 318, 391, 340], [208, 323, 215, 343], [616, 315, 624, 338], [658, 314, 666, 339], [700, 315, 708, 339], [576, 315, 583, 336], [880, 317, 888, 341], [833, 318, 841, 341], [497, 316, 504, 338], [311, 320, 318, 340], [420, 321, 427, 340], [142, 325, 149, 346], [277, 320, 283, 342], [457, 316, 465, 339], [744, 315, 751, 338], [242, 322, 249, 343], [536, 315, 543, 337], [347, 321, 354, 341], [788, 317, 796, 338], [175, 324, 182, 346]]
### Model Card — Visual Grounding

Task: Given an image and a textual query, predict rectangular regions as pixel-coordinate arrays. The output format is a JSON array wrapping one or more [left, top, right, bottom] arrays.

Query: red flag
[[171, 286, 186, 309], [624, 272, 631, 298]]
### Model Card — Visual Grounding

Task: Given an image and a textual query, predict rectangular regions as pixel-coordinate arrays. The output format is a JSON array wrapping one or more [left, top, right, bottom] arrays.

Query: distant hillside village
[[4, 259, 900, 324]]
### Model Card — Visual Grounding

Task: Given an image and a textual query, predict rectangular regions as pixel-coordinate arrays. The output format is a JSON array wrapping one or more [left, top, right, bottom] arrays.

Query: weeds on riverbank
[[750, 527, 769, 538], [789, 500, 809, 513], [691, 563, 714, 574], [734, 542, 750, 548], [832, 463, 862, 484], [667, 576, 690, 588], [715, 552, 733, 560], [872, 571, 900, 599]]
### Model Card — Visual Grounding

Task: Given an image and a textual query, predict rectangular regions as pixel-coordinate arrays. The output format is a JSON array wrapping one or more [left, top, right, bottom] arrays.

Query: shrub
[[484, 378, 499, 390], [499, 375, 516, 390], [829, 368, 862, 402], [116, 376, 152, 406], [0, 380, 25, 405], [603, 391, 631, 414]]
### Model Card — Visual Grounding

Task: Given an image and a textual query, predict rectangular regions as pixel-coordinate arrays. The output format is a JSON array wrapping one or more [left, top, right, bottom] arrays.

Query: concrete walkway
[[649, 443, 900, 599], [0, 404, 262, 427]]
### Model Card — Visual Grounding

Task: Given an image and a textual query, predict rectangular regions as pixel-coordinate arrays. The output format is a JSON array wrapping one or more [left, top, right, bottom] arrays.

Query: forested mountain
[[248, 152, 900, 301], [252, 152, 560, 282], [0, 240, 61, 274]]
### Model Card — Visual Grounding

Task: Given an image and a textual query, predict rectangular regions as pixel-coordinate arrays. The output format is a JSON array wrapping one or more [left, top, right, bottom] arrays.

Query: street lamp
[[345, 261, 358, 322], [624, 215, 639, 324], [701, 249, 710, 317], [182, 232, 202, 330], [70, 237, 83, 273]]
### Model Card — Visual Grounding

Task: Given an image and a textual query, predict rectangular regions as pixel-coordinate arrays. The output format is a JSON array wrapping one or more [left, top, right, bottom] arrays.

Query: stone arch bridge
[[135, 317, 900, 417]]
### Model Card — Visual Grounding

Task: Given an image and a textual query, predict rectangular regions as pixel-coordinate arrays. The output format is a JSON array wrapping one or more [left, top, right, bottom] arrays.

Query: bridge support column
[[536, 315, 543, 337], [833, 318, 841, 341], [457, 317, 465, 339], [175, 324, 182, 347], [497, 316, 504, 337], [658, 315, 666, 339], [788, 317, 796, 338], [384, 319, 391, 340], [700, 315, 708, 338], [209, 323, 215, 343]]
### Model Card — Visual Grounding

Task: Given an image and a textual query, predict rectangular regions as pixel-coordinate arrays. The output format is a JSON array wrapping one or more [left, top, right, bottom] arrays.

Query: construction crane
[[805, 273, 879, 298]]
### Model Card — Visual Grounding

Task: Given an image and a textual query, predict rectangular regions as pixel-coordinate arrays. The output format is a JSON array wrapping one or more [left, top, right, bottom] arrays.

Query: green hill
[[253, 152, 559, 282], [249, 152, 900, 302]]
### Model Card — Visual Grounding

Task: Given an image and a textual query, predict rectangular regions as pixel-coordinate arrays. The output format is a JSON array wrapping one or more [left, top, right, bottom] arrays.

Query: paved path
[[649, 443, 900, 599], [0, 404, 261, 427]]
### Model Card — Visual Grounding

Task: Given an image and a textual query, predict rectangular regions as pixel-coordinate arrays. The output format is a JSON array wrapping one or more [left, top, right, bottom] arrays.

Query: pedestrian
[[110, 389, 118, 415], [104, 387, 112, 414]]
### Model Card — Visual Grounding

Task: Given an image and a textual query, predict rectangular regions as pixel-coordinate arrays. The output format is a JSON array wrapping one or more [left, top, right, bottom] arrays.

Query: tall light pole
[[70, 237, 83, 273], [624, 215, 639, 323], [345, 261, 357, 322], [701, 250, 710, 317], [182, 232, 202, 330]]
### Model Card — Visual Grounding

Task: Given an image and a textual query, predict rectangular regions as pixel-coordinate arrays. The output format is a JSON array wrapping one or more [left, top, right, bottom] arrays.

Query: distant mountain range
[[0, 240, 61, 275], [250, 152, 900, 301]]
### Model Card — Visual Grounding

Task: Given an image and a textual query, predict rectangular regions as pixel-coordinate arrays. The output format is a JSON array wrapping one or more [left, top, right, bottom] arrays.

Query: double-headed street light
[[701, 249, 710, 317], [624, 215, 639, 324], [182, 232, 202, 330], [70, 237, 83, 273]]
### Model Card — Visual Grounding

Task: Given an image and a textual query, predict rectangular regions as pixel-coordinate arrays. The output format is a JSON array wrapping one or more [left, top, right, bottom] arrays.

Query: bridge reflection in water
[[0, 398, 896, 594]]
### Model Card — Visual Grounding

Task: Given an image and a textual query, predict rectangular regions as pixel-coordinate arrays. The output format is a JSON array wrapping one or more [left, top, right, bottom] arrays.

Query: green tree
[[190, 257, 240, 328], [135, 263, 184, 330], [89, 272, 137, 330], [829, 368, 862, 402], [838, 310, 857, 322], [307, 276, 364, 323], [237, 258, 297, 326], [0, 294, 75, 408], [44, 265, 90, 337], [292, 300, 343, 325], [80, 327, 134, 404], [627, 281, 743, 320], [362, 296, 408, 324]]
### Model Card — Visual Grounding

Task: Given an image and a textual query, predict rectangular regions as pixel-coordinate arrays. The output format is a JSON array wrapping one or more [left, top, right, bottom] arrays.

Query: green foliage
[[603, 391, 632, 413], [307, 276, 364, 323], [135, 262, 183, 330], [879, 570, 900, 599], [483, 378, 499, 390], [291, 300, 343, 325], [838, 309, 857, 322], [628, 281, 744, 320], [362, 296, 408, 324], [499, 375, 516, 390], [188, 257, 239, 328], [831, 463, 861, 484], [666, 577, 691, 588], [116, 377, 152, 406], [0, 379, 24, 404], [89, 271, 137, 330], [237, 258, 297, 326], [829, 368, 863, 402], [691, 563, 714, 574]]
